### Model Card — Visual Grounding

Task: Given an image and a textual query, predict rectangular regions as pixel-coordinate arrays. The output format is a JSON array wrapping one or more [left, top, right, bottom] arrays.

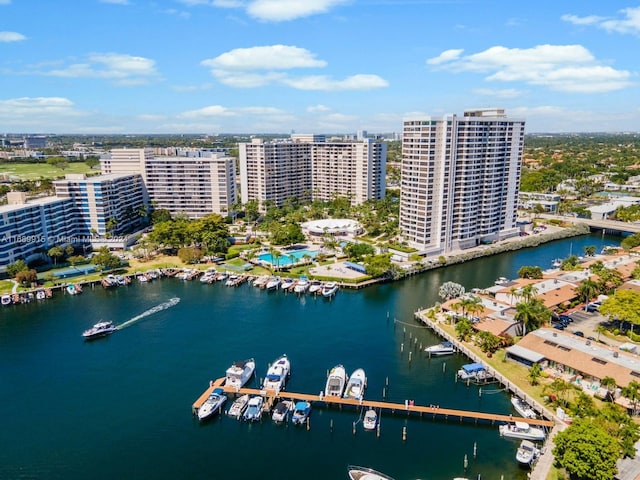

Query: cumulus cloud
[[427, 44, 634, 93], [0, 31, 26, 42], [426, 49, 463, 65], [202, 45, 387, 91], [307, 104, 331, 113], [0, 97, 86, 129], [247, 0, 349, 21], [562, 6, 640, 35], [472, 88, 522, 99], [43, 53, 159, 86]]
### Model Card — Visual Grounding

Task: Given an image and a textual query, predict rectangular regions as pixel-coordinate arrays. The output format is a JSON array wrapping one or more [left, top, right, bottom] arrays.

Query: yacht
[[225, 358, 256, 390], [225, 274, 240, 287], [324, 364, 347, 397], [252, 275, 269, 288], [265, 276, 281, 291], [197, 388, 227, 421], [262, 354, 290, 392], [321, 281, 339, 298], [280, 277, 295, 290], [243, 396, 263, 422], [347, 466, 395, 480], [494, 276, 509, 285], [291, 401, 311, 425], [511, 396, 537, 419], [363, 409, 377, 431], [425, 341, 455, 356], [499, 421, 546, 441], [227, 394, 250, 420], [200, 268, 217, 283], [271, 400, 294, 423], [308, 280, 323, 295], [82, 321, 117, 340], [294, 277, 310, 294], [344, 368, 367, 401], [516, 439, 541, 466]]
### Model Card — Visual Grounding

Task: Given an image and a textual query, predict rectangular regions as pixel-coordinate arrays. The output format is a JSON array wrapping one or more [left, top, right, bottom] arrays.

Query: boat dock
[[192, 377, 554, 428]]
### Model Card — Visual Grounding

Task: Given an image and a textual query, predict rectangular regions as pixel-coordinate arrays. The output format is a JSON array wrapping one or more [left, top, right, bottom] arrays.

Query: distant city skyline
[[1, 1, 639, 134]]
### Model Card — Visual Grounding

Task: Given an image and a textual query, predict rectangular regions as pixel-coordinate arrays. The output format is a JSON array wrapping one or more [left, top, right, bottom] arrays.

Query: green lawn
[[0, 163, 98, 180]]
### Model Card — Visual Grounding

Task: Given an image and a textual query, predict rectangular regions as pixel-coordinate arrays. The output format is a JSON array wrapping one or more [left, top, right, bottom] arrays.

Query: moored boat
[[225, 358, 256, 390], [294, 277, 310, 294], [227, 394, 250, 420], [499, 421, 546, 441], [347, 465, 395, 480], [291, 401, 311, 425], [243, 395, 263, 422], [511, 396, 537, 419], [363, 409, 377, 431], [344, 368, 367, 401], [516, 439, 541, 466], [308, 280, 323, 294], [425, 341, 455, 356], [82, 321, 117, 340], [262, 354, 290, 392], [321, 281, 338, 297], [457, 362, 493, 383], [325, 364, 347, 397], [197, 387, 227, 421], [265, 276, 281, 291], [271, 400, 294, 423], [280, 277, 295, 290], [1, 294, 12, 306]]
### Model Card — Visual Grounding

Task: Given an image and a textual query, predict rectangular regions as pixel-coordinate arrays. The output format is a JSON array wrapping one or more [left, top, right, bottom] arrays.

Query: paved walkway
[[529, 423, 567, 480]]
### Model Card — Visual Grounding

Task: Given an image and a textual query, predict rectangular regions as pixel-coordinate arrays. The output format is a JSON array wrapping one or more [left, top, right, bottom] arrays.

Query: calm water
[[0, 233, 618, 480]]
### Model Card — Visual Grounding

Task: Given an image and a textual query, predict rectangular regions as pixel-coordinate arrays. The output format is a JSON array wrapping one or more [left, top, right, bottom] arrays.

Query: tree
[[576, 278, 599, 310], [583, 245, 597, 257], [343, 242, 375, 262], [15, 269, 37, 286], [514, 298, 548, 335], [454, 317, 474, 341], [528, 363, 542, 386], [599, 290, 640, 328], [151, 208, 172, 224], [177, 247, 203, 264], [517, 265, 543, 279], [48, 245, 64, 266], [85, 157, 100, 169], [553, 419, 620, 480], [363, 253, 393, 278], [438, 281, 465, 301], [91, 246, 121, 270], [7, 259, 29, 277], [622, 380, 640, 416]]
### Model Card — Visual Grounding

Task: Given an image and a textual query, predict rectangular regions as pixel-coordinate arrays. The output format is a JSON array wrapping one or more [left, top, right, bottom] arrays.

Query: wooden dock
[[192, 377, 554, 428]]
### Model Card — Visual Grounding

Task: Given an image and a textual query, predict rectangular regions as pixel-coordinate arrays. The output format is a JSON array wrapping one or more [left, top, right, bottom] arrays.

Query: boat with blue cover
[[291, 401, 311, 425]]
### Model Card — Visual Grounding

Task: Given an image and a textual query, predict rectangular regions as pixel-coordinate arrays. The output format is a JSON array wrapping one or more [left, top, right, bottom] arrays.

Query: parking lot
[[558, 309, 626, 348]]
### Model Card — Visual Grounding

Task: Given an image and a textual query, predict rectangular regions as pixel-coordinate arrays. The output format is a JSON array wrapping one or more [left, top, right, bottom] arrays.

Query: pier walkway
[[192, 377, 554, 428]]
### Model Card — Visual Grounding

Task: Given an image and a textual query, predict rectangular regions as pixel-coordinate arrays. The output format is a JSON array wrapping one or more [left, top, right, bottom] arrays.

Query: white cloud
[[0, 97, 86, 129], [307, 104, 330, 113], [44, 53, 159, 86], [284, 74, 388, 91], [178, 105, 238, 118], [427, 44, 634, 93], [202, 45, 326, 71], [562, 6, 640, 35], [472, 88, 522, 99], [426, 49, 463, 65], [0, 31, 26, 42], [246, 0, 349, 21]]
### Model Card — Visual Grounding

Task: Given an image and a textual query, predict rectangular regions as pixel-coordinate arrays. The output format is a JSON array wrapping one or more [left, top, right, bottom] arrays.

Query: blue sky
[[1, 0, 639, 134]]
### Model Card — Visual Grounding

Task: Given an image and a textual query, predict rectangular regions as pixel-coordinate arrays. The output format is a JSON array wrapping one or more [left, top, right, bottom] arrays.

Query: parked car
[[574, 331, 584, 337], [553, 323, 565, 330], [559, 314, 573, 323], [586, 302, 601, 313]]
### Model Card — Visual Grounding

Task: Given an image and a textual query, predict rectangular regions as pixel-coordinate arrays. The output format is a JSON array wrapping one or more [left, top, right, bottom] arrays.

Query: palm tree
[[519, 284, 538, 304], [622, 380, 640, 415], [577, 278, 599, 310], [600, 376, 617, 396], [528, 363, 542, 386]]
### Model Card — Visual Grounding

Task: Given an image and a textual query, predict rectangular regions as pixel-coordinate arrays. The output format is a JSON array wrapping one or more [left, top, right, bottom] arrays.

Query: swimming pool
[[258, 249, 317, 267]]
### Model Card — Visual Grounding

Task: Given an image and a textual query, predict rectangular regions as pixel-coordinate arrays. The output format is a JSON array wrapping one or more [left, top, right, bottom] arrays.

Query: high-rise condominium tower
[[399, 109, 525, 255]]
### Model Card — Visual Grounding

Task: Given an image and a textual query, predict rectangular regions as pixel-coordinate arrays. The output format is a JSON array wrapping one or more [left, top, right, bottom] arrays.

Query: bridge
[[539, 214, 640, 234]]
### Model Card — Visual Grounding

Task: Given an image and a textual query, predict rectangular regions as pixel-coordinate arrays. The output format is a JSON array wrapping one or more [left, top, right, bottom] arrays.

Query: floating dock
[[192, 377, 554, 428]]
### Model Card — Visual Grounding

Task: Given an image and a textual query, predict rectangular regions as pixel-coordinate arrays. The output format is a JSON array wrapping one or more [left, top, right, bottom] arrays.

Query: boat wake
[[115, 297, 180, 330]]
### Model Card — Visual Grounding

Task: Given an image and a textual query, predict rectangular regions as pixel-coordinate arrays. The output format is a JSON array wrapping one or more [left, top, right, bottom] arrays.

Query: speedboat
[[425, 341, 455, 356], [262, 354, 290, 392], [325, 364, 347, 397], [499, 421, 546, 441], [225, 358, 256, 390], [197, 388, 227, 421], [252, 275, 269, 288], [271, 400, 294, 423], [347, 465, 395, 480], [199, 268, 217, 283], [457, 362, 492, 382], [82, 321, 117, 340], [294, 277, 310, 294], [344, 368, 367, 401], [516, 439, 541, 466], [363, 409, 377, 430], [265, 276, 281, 291], [321, 281, 338, 297], [308, 280, 323, 294], [227, 394, 250, 419], [225, 274, 240, 287], [281, 277, 295, 290], [1, 294, 12, 306], [243, 396, 263, 422], [511, 396, 537, 419], [291, 401, 311, 425]]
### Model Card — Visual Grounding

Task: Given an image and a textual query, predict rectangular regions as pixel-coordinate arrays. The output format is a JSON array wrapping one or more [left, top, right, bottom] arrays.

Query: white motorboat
[[225, 274, 240, 287], [197, 388, 227, 421], [425, 341, 455, 356], [321, 281, 338, 297], [225, 358, 255, 390], [1, 294, 12, 306], [516, 439, 541, 466], [200, 268, 217, 283], [291, 401, 311, 425], [494, 276, 509, 285], [252, 275, 269, 288], [308, 280, 323, 294], [363, 409, 377, 431], [457, 362, 493, 382], [324, 364, 347, 397], [344, 368, 367, 401], [347, 465, 395, 480], [243, 396, 263, 422], [511, 396, 537, 419], [265, 276, 281, 291], [499, 421, 546, 441], [82, 321, 117, 340], [271, 400, 294, 423], [227, 394, 250, 419], [262, 354, 290, 392], [294, 277, 310, 294], [280, 277, 295, 290]]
